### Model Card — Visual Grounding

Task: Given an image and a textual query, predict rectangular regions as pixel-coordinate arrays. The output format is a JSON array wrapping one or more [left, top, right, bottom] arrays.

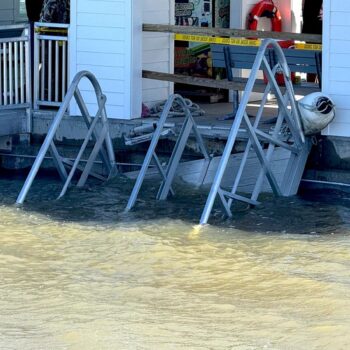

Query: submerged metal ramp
[[126, 94, 211, 210], [127, 39, 311, 224], [200, 39, 311, 224], [16, 71, 117, 204]]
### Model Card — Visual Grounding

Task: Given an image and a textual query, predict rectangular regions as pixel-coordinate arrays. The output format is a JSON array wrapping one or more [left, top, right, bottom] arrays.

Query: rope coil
[[149, 98, 205, 118]]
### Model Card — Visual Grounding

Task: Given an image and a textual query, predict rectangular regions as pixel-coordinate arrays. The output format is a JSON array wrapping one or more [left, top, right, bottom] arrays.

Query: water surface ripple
[[0, 175, 350, 349]]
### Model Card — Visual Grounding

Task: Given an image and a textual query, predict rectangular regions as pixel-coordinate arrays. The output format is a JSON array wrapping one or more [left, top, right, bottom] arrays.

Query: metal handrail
[[199, 38, 307, 225], [126, 93, 210, 211], [16, 71, 116, 204]]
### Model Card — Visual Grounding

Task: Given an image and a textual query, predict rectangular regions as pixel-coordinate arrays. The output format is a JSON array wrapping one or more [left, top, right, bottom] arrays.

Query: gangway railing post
[[126, 94, 211, 211], [74, 88, 114, 174], [126, 95, 177, 211], [16, 89, 71, 204], [251, 94, 289, 201], [199, 39, 309, 225], [199, 41, 269, 225], [157, 112, 195, 200], [227, 78, 272, 209], [49, 142, 68, 182], [16, 71, 117, 204], [58, 97, 106, 198]]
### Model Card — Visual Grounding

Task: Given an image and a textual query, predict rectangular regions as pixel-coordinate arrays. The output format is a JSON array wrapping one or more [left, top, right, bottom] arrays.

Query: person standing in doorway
[[302, 0, 322, 83], [40, 0, 70, 24], [26, 0, 44, 101], [38, 0, 70, 102], [26, 0, 44, 22], [302, 0, 323, 34]]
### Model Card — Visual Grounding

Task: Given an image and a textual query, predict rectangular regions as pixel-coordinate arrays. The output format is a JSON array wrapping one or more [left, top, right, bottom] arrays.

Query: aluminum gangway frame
[[126, 39, 311, 224], [16, 71, 117, 204], [126, 94, 211, 211], [200, 39, 311, 224]]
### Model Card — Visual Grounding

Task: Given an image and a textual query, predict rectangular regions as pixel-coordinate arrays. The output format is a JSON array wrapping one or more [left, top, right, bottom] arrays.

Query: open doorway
[[174, 0, 231, 103], [172, 0, 322, 115]]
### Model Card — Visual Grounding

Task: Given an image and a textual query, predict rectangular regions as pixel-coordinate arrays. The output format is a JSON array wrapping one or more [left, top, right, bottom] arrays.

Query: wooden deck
[[124, 98, 303, 196], [132, 100, 282, 141]]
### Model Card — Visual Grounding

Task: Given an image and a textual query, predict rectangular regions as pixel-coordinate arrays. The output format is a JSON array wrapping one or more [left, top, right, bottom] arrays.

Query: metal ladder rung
[[62, 159, 107, 182], [221, 190, 260, 206], [254, 129, 299, 153], [125, 128, 174, 146]]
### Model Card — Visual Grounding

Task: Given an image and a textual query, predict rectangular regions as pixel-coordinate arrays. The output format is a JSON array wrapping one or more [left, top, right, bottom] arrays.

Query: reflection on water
[[1, 175, 350, 349]]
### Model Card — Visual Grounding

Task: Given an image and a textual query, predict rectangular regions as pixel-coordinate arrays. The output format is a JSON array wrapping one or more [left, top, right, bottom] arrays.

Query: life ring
[[248, 0, 295, 85], [247, 0, 282, 32]]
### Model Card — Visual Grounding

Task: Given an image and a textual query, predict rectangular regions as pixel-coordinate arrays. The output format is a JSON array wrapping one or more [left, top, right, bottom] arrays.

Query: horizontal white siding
[[142, 0, 173, 106], [70, 0, 142, 119], [323, 0, 350, 136], [0, 0, 14, 25]]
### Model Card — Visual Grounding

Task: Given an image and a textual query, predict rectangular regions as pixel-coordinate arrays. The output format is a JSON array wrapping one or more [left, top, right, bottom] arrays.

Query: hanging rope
[[148, 98, 205, 118]]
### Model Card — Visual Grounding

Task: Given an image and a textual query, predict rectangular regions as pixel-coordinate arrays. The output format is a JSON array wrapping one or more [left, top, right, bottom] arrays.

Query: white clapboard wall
[[142, 0, 174, 107], [69, 0, 142, 120], [0, 0, 14, 25], [322, 0, 350, 137]]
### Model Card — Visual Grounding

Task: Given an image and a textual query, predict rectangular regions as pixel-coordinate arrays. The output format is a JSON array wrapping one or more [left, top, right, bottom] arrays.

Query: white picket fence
[[34, 22, 69, 109], [0, 24, 30, 109]]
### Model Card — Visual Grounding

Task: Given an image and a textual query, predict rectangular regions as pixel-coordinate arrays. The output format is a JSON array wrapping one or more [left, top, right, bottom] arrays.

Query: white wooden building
[[1, 0, 349, 138], [68, 0, 175, 120], [66, 0, 301, 120], [322, 0, 350, 137]]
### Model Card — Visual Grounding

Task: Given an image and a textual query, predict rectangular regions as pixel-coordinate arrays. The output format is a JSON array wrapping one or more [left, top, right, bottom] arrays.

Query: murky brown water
[[1, 175, 350, 349]]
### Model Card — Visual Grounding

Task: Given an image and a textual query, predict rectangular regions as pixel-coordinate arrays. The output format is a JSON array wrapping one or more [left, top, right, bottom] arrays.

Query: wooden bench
[[142, 44, 321, 101], [211, 44, 322, 94], [211, 44, 274, 112], [211, 44, 273, 76], [274, 48, 322, 88]]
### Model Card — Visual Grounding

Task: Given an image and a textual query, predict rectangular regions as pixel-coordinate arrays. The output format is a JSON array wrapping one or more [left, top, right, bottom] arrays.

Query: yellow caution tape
[[175, 34, 261, 47], [294, 43, 322, 51], [175, 34, 322, 50], [35, 27, 68, 34]]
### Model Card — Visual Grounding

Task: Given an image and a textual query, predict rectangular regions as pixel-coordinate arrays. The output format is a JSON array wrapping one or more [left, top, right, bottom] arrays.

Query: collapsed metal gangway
[[16, 71, 117, 204], [199, 39, 310, 224], [127, 39, 311, 225], [16, 40, 311, 225], [126, 94, 211, 211]]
